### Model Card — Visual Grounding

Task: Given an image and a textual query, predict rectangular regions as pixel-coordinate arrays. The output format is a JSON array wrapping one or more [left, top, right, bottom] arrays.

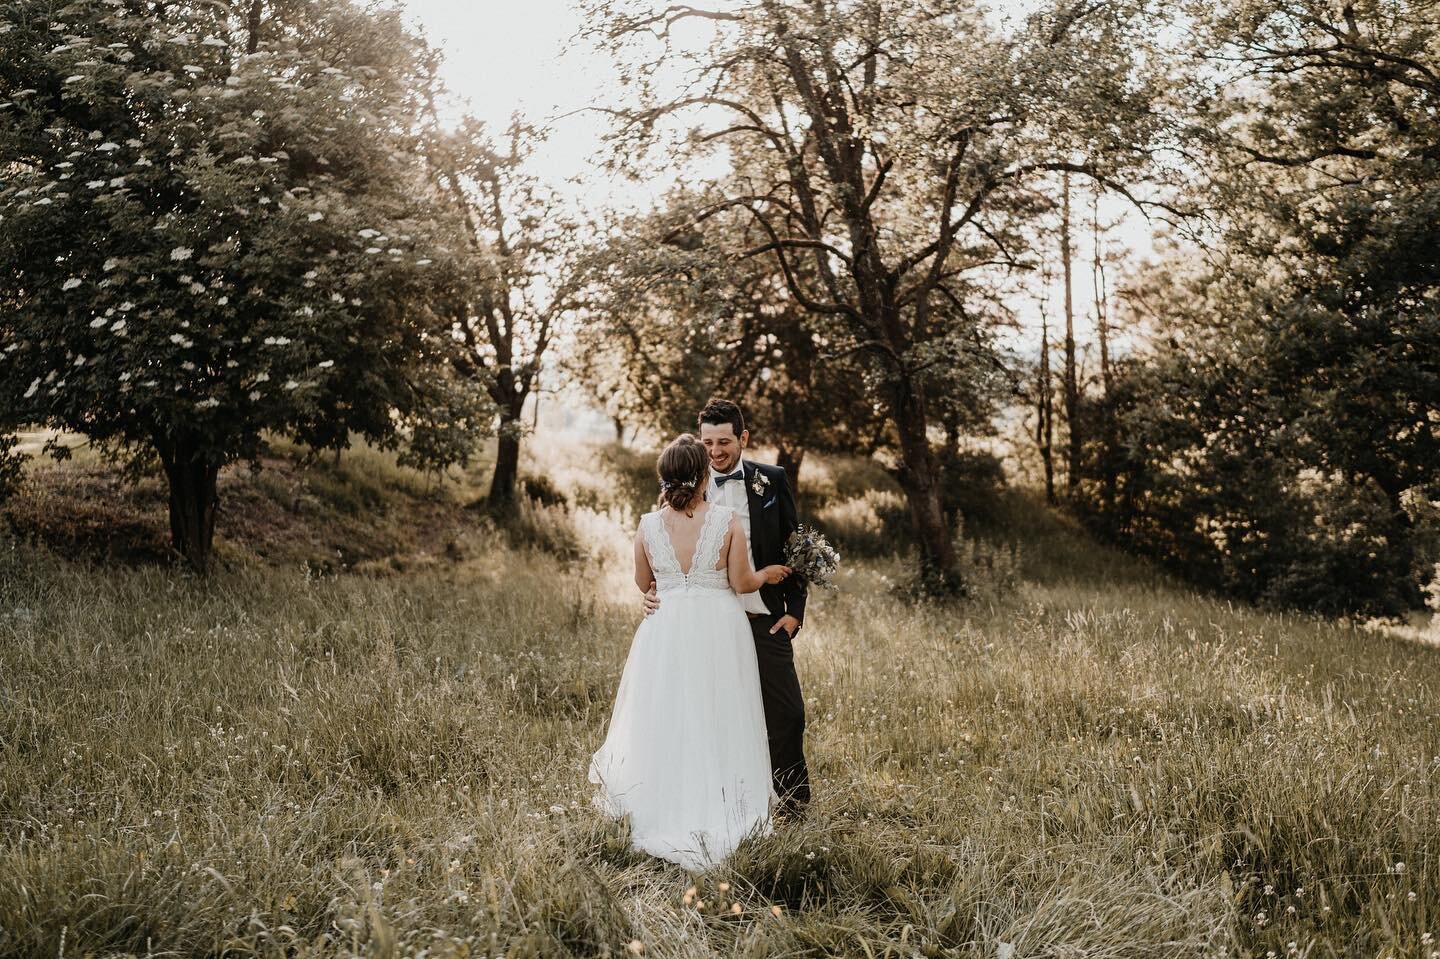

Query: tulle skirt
[[589, 587, 775, 871]]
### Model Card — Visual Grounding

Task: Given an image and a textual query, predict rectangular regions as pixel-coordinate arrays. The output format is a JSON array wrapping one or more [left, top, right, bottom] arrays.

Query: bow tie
[[714, 469, 744, 487]]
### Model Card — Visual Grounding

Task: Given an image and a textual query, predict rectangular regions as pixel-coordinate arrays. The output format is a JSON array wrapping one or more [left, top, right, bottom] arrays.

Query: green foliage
[[0, 0, 487, 566], [1067, 0, 1440, 616]]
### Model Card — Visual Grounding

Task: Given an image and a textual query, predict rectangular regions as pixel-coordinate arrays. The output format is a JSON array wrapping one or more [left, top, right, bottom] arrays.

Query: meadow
[[2, 434, 1439, 959]]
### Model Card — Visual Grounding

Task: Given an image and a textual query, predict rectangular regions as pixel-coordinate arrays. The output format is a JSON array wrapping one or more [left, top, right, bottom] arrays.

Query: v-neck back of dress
[[643, 505, 734, 593]]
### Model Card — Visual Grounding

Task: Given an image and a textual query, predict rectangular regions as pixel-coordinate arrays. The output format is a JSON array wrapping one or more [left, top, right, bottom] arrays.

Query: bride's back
[[643, 503, 734, 591]]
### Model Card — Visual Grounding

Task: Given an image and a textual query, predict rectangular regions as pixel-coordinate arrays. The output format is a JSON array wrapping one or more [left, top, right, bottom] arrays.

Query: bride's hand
[[760, 565, 792, 584]]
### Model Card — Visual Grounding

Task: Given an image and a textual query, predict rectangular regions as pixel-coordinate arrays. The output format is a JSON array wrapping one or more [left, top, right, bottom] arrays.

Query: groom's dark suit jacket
[[740, 459, 807, 628]]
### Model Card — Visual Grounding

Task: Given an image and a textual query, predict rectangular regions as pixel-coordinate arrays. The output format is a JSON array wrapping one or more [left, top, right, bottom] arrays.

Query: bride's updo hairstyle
[[657, 434, 708, 513]]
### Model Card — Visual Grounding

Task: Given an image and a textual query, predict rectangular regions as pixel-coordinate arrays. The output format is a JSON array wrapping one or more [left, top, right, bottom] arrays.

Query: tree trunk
[[1037, 300, 1056, 505], [1092, 189, 1117, 508], [159, 441, 220, 574], [1061, 171, 1080, 493], [775, 445, 805, 491], [612, 415, 626, 444], [891, 379, 961, 592], [489, 413, 522, 508]]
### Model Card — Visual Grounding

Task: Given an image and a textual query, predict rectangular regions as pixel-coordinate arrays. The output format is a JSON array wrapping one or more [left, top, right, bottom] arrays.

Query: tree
[[1033, 266, 1057, 505], [1059, 171, 1080, 493], [1088, 0, 1440, 614], [574, 190, 888, 491], [427, 119, 575, 509], [0, 0, 484, 571], [585, 0, 1178, 591]]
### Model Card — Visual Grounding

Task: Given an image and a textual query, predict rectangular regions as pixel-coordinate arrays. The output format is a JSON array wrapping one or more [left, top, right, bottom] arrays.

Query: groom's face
[[700, 422, 747, 473]]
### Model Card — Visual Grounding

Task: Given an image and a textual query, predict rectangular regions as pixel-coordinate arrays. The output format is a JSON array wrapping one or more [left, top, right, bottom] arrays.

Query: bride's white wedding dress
[[588, 503, 775, 870]]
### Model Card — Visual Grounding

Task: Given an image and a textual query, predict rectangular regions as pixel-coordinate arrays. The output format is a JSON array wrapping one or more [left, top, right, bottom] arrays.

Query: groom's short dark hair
[[698, 398, 746, 438]]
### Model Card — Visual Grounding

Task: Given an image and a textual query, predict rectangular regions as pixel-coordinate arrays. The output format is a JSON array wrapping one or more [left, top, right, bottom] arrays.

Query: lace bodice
[[642, 505, 734, 593]]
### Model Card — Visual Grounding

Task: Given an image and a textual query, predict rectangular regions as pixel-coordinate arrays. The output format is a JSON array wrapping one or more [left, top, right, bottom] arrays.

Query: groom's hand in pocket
[[642, 583, 660, 616], [770, 614, 800, 638]]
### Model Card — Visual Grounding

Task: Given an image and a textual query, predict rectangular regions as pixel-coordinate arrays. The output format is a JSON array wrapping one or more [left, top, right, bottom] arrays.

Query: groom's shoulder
[[747, 459, 789, 484]]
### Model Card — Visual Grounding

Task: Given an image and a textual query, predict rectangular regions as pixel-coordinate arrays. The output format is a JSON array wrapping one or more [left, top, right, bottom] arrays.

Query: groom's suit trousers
[[748, 613, 811, 810]]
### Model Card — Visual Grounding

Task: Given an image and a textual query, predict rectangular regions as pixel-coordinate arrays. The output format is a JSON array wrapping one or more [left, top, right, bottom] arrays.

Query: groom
[[643, 398, 812, 818]]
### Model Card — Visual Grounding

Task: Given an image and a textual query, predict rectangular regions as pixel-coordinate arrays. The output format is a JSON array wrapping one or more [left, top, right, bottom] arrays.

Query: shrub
[[0, 434, 22, 504], [813, 489, 911, 559], [521, 473, 569, 510], [936, 447, 1006, 529]]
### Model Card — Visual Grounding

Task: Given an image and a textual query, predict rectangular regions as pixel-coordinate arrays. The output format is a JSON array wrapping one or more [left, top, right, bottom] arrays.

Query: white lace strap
[[641, 512, 681, 574], [693, 504, 734, 573]]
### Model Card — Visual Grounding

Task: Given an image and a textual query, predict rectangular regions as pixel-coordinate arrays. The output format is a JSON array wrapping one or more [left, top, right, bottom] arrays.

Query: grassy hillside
[[2, 435, 1438, 958]]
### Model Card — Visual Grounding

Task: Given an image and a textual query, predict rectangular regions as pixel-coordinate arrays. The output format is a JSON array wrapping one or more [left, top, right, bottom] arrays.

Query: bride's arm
[[726, 515, 790, 593], [634, 526, 655, 593]]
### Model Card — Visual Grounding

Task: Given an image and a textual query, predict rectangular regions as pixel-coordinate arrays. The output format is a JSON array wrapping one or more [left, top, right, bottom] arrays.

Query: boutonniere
[[751, 471, 770, 497]]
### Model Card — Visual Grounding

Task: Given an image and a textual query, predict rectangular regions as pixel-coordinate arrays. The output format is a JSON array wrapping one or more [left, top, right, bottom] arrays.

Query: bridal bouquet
[[783, 525, 841, 590]]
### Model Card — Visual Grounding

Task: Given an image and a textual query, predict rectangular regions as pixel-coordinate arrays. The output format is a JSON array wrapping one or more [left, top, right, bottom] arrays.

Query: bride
[[588, 433, 792, 871]]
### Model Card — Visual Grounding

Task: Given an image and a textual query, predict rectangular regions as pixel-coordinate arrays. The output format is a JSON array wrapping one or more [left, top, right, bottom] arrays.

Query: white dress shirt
[[708, 463, 770, 615]]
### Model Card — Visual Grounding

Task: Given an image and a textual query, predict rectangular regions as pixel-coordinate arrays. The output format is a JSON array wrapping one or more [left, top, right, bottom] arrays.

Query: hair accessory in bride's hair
[[659, 479, 695, 492]]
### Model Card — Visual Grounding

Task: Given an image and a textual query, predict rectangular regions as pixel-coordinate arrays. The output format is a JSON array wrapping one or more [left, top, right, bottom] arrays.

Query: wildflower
[[170, 246, 192, 261], [303, 270, 318, 279], [730, 903, 742, 915], [771, 904, 783, 916], [1396, 862, 1407, 874], [283, 379, 298, 390], [626, 942, 644, 956], [196, 398, 219, 409], [62, 278, 81, 291], [717, 882, 730, 893]]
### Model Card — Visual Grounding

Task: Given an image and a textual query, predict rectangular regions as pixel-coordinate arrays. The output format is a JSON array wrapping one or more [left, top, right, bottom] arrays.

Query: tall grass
[[1, 437, 1438, 957]]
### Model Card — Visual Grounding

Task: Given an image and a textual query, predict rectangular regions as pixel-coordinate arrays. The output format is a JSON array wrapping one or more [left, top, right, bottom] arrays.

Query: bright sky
[[401, 1, 615, 200]]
